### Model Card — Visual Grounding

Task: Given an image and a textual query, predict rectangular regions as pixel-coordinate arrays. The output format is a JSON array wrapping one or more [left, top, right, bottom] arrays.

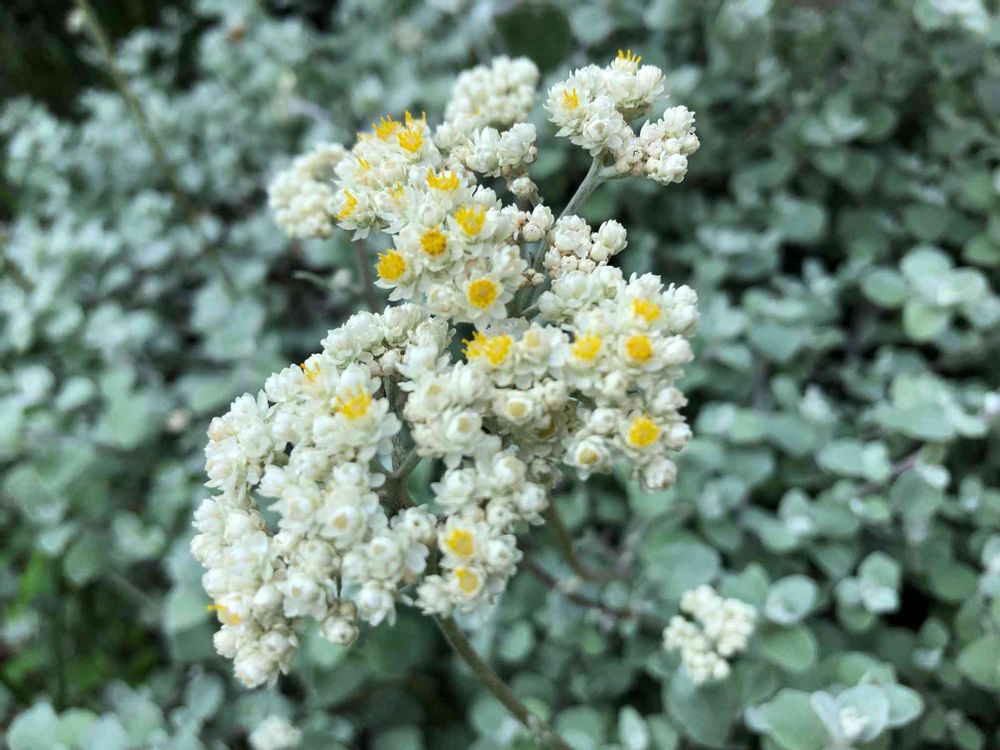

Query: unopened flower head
[[663, 585, 757, 684]]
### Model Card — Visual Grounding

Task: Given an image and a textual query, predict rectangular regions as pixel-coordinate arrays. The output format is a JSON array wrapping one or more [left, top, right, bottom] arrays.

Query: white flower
[[249, 715, 302, 750]]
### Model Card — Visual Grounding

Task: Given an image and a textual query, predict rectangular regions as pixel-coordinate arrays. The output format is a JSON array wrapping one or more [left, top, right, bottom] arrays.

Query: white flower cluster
[[444, 55, 540, 129], [249, 716, 302, 750], [542, 215, 627, 278], [546, 50, 700, 183], [267, 143, 347, 238], [198, 53, 701, 688], [663, 585, 757, 684]]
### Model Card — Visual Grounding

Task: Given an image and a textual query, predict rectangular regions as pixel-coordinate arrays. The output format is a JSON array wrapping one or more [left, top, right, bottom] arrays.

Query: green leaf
[[837, 685, 889, 741], [643, 540, 721, 600], [8, 703, 62, 750], [956, 634, 1000, 690], [903, 299, 950, 341], [496, 3, 572, 73], [861, 268, 909, 308], [618, 706, 651, 750], [773, 197, 827, 244], [79, 715, 129, 750], [764, 576, 818, 625], [664, 671, 739, 748], [756, 625, 818, 672], [64, 532, 110, 586], [746, 689, 828, 750], [884, 684, 924, 728]]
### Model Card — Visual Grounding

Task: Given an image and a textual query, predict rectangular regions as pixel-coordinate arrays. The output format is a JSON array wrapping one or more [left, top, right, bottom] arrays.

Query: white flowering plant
[[4, 1, 1000, 749], [194, 51, 703, 745]]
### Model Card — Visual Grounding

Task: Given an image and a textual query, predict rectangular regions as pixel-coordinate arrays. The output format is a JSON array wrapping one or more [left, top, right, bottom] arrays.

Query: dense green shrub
[[2, 0, 998, 748]]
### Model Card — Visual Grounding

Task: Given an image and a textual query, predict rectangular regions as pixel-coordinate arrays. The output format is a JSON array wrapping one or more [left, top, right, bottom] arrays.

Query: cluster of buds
[[663, 585, 757, 684]]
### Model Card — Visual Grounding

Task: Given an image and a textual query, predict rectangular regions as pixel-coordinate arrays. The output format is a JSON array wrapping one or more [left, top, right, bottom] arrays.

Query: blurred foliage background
[[1, 0, 999, 748]]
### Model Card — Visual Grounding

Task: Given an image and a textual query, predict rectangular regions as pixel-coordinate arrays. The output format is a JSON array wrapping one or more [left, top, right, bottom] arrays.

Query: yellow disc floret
[[444, 528, 475, 559], [464, 331, 513, 365], [455, 204, 486, 236], [628, 415, 660, 448], [336, 190, 358, 220], [299, 361, 321, 384], [625, 334, 653, 363], [453, 566, 482, 595], [427, 168, 460, 190], [334, 385, 373, 420], [207, 603, 241, 626], [617, 48, 642, 65], [562, 88, 580, 110], [376, 250, 406, 282], [420, 227, 447, 257], [372, 114, 400, 140], [572, 334, 602, 362], [631, 297, 661, 323], [397, 126, 423, 153], [466, 278, 499, 309]]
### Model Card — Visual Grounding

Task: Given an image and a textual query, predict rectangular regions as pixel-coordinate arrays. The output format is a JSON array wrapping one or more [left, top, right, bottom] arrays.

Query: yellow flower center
[[405, 110, 426, 127], [617, 48, 642, 65], [336, 190, 358, 220], [207, 603, 241, 626], [453, 566, 481, 595], [455, 204, 486, 236], [426, 168, 460, 190], [372, 114, 400, 140], [376, 250, 406, 282], [334, 385, 373, 420], [628, 415, 660, 448], [464, 331, 512, 365], [466, 278, 498, 309], [572, 334, 602, 361], [507, 400, 529, 419], [562, 88, 580, 110], [357, 157, 371, 171], [299, 361, 321, 384], [420, 227, 447, 257], [444, 528, 475, 558], [389, 182, 405, 200], [625, 334, 653, 363], [631, 297, 661, 323], [397, 126, 423, 153]]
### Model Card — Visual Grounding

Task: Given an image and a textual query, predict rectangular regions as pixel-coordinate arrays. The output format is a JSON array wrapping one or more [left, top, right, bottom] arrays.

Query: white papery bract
[[546, 50, 699, 183], [663, 585, 757, 684], [249, 716, 302, 750], [196, 53, 701, 688]]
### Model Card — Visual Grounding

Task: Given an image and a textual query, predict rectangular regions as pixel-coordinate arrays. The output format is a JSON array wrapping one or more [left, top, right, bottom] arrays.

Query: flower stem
[[434, 617, 573, 750], [73, 0, 237, 297], [353, 243, 381, 312], [557, 156, 604, 222], [544, 504, 625, 583]]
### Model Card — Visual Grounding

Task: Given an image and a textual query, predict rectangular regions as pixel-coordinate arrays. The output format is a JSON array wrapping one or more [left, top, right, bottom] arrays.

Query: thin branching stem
[[543, 504, 626, 583], [435, 617, 573, 750], [524, 557, 669, 633], [353, 243, 381, 312]]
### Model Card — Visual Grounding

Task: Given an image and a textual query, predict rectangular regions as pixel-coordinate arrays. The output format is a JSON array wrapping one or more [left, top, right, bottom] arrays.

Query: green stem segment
[[544, 504, 625, 584], [435, 617, 573, 750], [74, 0, 237, 296], [557, 157, 605, 222], [353, 243, 381, 312]]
